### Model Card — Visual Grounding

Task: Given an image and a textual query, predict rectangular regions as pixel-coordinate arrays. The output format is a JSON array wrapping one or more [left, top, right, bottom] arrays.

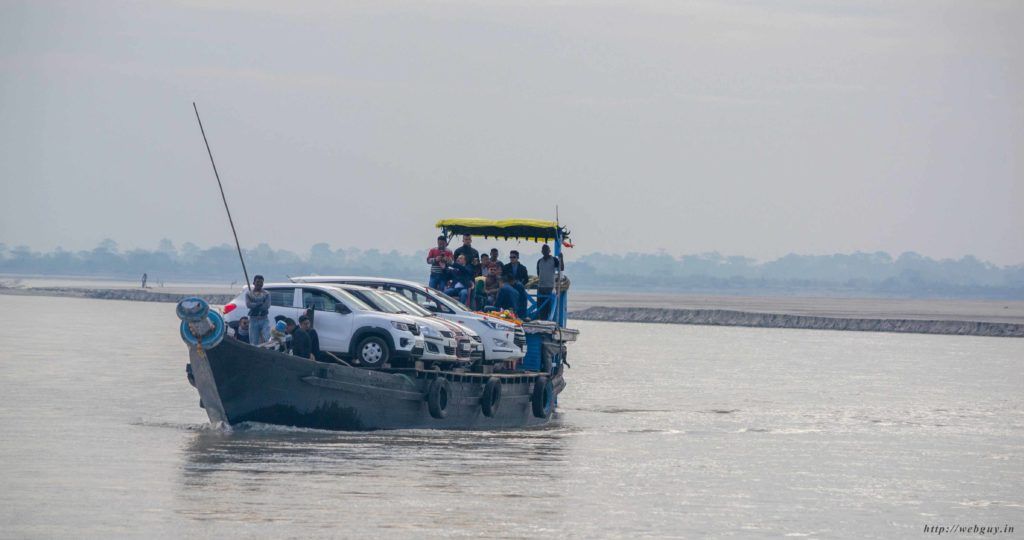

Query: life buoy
[[427, 378, 451, 419], [531, 376, 554, 419], [480, 377, 502, 417], [179, 309, 225, 349]]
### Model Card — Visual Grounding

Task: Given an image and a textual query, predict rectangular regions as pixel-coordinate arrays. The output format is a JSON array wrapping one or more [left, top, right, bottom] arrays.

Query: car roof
[[242, 282, 344, 292], [291, 276, 425, 289], [331, 284, 376, 292]]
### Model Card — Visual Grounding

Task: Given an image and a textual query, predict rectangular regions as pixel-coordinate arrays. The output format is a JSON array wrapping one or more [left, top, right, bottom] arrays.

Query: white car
[[290, 276, 525, 362], [221, 283, 425, 368], [375, 289, 484, 362], [343, 285, 484, 363], [336, 284, 461, 364]]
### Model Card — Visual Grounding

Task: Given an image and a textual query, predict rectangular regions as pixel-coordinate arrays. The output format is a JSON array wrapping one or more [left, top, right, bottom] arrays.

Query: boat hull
[[188, 337, 564, 431]]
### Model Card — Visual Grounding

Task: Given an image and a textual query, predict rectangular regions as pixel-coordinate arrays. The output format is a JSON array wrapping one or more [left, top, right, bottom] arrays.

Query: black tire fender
[[480, 377, 502, 418], [427, 378, 451, 419], [531, 375, 554, 419]]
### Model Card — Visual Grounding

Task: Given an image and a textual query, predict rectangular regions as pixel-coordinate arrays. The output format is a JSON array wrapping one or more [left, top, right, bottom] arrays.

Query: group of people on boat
[[426, 234, 564, 320], [228, 310, 323, 361], [224, 230, 566, 358], [226, 274, 321, 360]]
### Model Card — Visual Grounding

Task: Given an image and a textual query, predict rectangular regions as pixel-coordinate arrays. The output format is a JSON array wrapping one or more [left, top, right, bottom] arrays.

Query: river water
[[0, 295, 1021, 538]]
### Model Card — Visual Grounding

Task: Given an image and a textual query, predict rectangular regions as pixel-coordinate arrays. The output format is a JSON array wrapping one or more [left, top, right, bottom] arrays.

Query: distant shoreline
[[0, 286, 236, 305], [570, 306, 1024, 338], [1, 284, 1021, 338]]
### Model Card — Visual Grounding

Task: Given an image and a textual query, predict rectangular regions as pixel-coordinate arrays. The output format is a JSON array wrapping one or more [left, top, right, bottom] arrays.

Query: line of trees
[[1, 240, 1022, 299]]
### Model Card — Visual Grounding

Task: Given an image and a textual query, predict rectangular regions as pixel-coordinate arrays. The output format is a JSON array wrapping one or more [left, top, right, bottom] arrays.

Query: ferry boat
[[176, 218, 578, 430]]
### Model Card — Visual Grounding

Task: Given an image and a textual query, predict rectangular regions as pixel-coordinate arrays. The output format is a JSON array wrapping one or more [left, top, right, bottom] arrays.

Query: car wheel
[[356, 336, 389, 368]]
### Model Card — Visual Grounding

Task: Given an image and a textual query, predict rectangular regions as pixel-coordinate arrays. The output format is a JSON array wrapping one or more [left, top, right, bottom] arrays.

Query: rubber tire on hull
[[480, 377, 502, 417], [355, 336, 389, 368], [531, 376, 554, 419], [428, 378, 451, 419]]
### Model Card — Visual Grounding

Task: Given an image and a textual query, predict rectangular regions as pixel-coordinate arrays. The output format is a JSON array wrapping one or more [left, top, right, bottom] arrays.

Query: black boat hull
[[188, 337, 564, 431]]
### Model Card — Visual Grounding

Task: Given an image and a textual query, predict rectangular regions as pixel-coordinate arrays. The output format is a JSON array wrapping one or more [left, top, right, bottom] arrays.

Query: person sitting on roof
[[476, 253, 491, 277], [453, 234, 480, 276], [471, 275, 487, 309], [494, 274, 519, 313], [488, 248, 503, 269], [503, 250, 530, 318], [503, 250, 529, 284], [483, 263, 501, 305], [444, 254, 475, 303]]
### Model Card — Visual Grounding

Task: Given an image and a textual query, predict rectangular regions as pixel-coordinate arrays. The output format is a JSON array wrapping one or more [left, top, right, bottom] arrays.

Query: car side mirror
[[335, 304, 350, 314]]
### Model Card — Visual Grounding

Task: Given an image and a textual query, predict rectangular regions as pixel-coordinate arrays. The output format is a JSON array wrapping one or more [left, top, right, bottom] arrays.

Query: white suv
[[336, 284, 461, 364], [222, 283, 425, 368], [291, 276, 525, 362]]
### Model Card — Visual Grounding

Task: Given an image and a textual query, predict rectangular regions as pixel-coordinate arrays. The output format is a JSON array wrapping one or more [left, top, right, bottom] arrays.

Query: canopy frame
[[435, 218, 569, 244]]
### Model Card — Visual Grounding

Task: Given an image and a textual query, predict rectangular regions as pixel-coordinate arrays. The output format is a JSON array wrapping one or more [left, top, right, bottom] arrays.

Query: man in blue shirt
[[494, 274, 520, 315]]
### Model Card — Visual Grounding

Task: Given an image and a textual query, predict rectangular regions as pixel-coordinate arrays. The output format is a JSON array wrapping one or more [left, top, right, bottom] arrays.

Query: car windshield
[[323, 287, 373, 311], [379, 291, 432, 317], [360, 289, 408, 315], [426, 287, 470, 312]]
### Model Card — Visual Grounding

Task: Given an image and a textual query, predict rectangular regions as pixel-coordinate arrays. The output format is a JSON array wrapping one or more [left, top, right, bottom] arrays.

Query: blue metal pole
[[554, 229, 565, 327]]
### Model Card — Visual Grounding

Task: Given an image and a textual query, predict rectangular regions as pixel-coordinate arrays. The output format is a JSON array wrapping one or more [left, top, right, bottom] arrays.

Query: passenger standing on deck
[[477, 254, 491, 277], [453, 234, 480, 276], [246, 275, 272, 345], [426, 236, 453, 290], [536, 245, 564, 320]]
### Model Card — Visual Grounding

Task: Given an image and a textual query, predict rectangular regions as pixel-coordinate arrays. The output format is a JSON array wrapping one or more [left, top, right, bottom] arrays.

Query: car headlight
[[420, 325, 440, 337], [492, 337, 510, 348], [391, 321, 411, 332], [481, 319, 512, 331]]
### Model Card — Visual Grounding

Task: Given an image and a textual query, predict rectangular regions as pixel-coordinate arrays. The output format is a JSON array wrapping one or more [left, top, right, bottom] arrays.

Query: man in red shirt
[[426, 235, 453, 290]]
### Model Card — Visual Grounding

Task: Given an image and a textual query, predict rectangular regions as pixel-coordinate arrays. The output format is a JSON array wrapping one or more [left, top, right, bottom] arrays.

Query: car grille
[[513, 327, 526, 349], [456, 339, 471, 358], [408, 325, 420, 336], [444, 346, 456, 356]]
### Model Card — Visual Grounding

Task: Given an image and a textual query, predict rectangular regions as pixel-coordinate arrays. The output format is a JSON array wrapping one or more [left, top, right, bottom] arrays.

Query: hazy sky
[[1, 1, 1021, 264]]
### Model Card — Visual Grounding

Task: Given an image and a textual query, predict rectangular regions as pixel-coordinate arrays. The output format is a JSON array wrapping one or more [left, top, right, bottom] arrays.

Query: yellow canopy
[[436, 218, 568, 243]]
